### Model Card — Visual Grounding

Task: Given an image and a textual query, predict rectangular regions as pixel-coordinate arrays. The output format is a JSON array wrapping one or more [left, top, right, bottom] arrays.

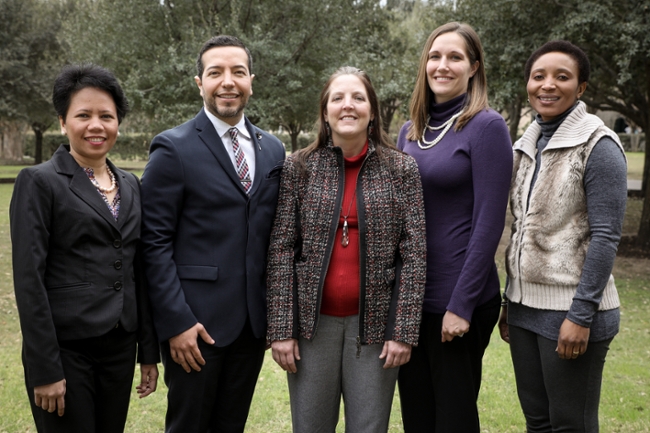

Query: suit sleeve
[[130, 173, 160, 364], [10, 169, 64, 387], [140, 135, 198, 342]]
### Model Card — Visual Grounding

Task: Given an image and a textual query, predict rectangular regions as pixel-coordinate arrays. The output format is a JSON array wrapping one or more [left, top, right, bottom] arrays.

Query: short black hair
[[52, 64, 129, 124], [196, 35, 253, 78], [524, 40, 590, 84]]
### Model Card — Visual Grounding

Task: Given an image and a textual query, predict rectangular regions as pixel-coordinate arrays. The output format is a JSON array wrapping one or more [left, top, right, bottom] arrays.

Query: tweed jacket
[[266, 142, 427, 346], [505, 102, 622, 311]]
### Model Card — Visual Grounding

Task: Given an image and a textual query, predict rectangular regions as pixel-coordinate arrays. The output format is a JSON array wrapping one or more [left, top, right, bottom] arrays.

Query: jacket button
[[113, 239, 122, 248], [114, 260, 122, 270], [113, 281, 123, 291]]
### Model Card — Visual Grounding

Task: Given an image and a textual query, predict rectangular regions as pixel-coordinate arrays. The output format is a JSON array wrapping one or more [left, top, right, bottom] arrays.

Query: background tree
[[349, 1, 435, 135], [0, 0, 63, 163]]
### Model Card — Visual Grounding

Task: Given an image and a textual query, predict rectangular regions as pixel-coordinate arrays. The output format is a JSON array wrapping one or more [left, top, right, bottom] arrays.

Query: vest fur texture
[[506, 102, 622, 311]]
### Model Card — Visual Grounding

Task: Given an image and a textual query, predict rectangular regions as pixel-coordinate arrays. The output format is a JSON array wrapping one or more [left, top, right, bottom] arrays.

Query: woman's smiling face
[[426, 31, 479, 104], [527, 51, 587, 121]]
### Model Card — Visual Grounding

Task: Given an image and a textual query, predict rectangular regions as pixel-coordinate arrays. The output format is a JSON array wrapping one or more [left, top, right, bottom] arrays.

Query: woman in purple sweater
[[397, 22, 513, 432]]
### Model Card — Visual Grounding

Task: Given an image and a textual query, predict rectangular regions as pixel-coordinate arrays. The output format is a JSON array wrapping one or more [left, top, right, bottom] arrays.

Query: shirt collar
[[204, 108, 250, 140]]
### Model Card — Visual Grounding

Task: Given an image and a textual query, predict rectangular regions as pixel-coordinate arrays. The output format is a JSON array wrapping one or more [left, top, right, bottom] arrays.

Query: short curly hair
[[524, 40, 590, 84]]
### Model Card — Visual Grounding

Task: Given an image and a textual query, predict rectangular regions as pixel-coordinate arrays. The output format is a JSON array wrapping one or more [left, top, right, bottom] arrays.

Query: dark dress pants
[[398, 295, 500, 433], [161, 319, 266, 433], [509, 324, 612, 433], [25, 325, 138, 433]]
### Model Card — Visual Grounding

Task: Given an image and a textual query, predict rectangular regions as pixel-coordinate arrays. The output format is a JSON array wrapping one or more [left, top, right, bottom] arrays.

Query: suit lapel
[[52, 145, 120, 230], [110, 160, 133, 230], [195, 109, 249, 197]]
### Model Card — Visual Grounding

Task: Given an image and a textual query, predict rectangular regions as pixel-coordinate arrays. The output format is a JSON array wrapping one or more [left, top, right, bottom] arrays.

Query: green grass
[[627, 152, 645, 180], [2, 181, 650, 432]]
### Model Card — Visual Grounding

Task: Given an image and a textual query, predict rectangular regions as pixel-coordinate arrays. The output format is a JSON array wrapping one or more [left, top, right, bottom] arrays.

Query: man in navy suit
[[140, 35, 286, 433]]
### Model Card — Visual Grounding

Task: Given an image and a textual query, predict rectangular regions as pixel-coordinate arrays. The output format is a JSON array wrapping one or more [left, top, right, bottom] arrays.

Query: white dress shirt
[[204, 109, 256, 185]]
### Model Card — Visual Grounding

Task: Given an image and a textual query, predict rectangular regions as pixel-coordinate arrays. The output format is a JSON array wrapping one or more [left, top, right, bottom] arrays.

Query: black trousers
[[161, 319, 266, 433], [509, 324, 612, 433], [25, 325, 137, 433], [398, 295, 500, 433]]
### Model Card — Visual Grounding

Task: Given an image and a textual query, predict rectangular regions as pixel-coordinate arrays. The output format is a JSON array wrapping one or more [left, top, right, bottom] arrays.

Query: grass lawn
[[1, 163, 649, 431], [627, 151, 645, 180]]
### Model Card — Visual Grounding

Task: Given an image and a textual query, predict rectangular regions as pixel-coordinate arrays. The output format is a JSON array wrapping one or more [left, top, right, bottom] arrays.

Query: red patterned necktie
[[228, 128, 252, 194]]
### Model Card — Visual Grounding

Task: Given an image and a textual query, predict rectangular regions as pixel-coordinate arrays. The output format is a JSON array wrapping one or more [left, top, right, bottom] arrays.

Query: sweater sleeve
[[447, 115, 513, 321], [567, 137, 627, 327]]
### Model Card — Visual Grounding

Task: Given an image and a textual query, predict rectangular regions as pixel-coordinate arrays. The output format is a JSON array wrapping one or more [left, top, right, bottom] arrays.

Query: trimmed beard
[[204, 94, 248, 121]]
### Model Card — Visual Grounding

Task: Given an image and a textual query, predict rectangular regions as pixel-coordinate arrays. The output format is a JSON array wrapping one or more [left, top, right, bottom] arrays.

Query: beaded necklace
[[87, 165, 117, 193], [417, 110, 464, 150]]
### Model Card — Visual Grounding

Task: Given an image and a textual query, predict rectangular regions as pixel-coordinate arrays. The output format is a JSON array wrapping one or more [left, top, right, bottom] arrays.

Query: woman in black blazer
[[10, 64, 159, 433]]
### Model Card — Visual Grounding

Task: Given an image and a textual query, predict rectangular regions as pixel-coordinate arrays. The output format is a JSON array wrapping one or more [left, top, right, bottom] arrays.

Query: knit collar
[[515, 101, 605, 159], [429, 93, 466, 125], [536, 102, 578, 140]]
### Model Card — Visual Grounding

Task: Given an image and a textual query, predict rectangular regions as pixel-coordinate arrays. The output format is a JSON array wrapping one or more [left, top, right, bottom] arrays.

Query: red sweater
[[320, 142, 368, 317]]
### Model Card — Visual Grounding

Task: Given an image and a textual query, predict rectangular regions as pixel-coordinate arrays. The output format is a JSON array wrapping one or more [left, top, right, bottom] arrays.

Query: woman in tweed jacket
[[266, 66, 427, 433]]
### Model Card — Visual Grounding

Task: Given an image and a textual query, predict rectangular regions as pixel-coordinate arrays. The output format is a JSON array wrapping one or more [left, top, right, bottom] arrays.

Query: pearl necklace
[[88, 166, 118, 193], [417, 110, 464, 149]]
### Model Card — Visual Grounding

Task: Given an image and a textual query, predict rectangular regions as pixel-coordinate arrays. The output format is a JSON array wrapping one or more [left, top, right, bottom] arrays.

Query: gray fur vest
[[505, 102, 622, 311]]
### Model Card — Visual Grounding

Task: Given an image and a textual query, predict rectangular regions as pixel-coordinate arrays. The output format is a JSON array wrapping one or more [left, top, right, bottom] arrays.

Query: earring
[[368, 119, 374, 137], [325, 121, 331, 138]]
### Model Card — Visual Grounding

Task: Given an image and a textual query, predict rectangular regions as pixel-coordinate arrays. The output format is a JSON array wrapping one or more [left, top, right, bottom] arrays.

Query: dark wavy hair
[[52, 64, 129, 124], [524, 40, 590, 84], [295, 66, 395, 173]]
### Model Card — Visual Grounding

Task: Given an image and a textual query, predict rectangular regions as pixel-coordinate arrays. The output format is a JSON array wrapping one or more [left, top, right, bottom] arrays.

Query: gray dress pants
[[287, 314, 399, 433]]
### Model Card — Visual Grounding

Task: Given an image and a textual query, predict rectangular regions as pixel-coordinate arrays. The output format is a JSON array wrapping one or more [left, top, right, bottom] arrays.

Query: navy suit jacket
[[10, 145, 159, 388], [140, 109, 286, 345]]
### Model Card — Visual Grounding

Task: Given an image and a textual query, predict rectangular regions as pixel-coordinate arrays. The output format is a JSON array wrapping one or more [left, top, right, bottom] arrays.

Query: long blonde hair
[[406, 22, 489, 141]]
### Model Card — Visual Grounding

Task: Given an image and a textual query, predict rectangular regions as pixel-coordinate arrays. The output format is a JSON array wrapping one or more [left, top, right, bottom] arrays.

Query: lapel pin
[[256, 132, 262, 150]]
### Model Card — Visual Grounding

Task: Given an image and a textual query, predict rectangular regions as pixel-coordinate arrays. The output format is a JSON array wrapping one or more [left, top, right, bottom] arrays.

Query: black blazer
[[140, 109, 286, 345], [10, 145, 159, 388]]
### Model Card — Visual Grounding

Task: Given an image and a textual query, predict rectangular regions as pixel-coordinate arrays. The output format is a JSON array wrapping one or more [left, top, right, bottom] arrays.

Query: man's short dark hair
[[196, 35, 253, 78]]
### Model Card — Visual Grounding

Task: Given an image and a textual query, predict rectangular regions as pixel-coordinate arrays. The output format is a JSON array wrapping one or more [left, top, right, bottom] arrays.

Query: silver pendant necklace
[[417, 110, 464, 149]]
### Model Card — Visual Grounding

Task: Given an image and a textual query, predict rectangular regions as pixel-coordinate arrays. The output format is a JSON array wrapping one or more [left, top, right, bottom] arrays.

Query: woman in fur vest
[[499, 41, 627, 432]]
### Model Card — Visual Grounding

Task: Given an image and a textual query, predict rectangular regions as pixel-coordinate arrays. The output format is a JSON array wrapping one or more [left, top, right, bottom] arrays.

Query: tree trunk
[[634, 62, 650, 251], [0, 119, 27, 161], [637, 179, 650, 251], [33, 123, 44, 165], [507, 96, 522, 144], [380, 101, 398, 135]]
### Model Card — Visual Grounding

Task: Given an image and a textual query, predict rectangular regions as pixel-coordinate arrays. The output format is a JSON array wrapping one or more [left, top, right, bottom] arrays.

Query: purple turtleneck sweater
[[397, 94, 513, 320]]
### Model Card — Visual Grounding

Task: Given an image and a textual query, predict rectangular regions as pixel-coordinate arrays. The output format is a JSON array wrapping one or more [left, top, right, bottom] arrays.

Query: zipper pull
[[356, 336, 361, 358]]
